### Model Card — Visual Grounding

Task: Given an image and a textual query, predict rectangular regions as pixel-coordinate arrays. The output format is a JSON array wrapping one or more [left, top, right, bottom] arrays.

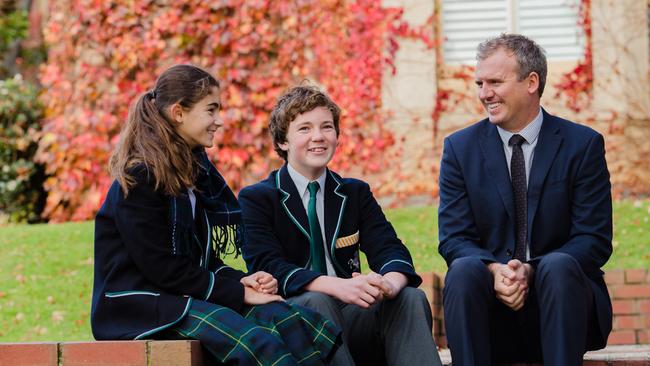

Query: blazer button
[[506, 249, 512, 256]]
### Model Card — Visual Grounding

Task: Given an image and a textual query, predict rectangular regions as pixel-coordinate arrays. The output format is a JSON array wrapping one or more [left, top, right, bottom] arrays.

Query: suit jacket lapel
[[276, 165, 311, 241], [527, 111, 562, 243], [323, 170, 347, 254], [479, 122, 515, 223]]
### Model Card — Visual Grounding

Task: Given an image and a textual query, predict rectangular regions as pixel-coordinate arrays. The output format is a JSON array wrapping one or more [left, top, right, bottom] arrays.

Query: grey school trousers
[[288, 287, 442, 366]]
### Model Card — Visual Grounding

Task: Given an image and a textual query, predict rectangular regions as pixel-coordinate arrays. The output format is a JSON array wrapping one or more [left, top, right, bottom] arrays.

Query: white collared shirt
[[496, 108, 543, 185], [495, 108, 543, 260], [188, 188, 196, 218], [286, 164, 336, 276]]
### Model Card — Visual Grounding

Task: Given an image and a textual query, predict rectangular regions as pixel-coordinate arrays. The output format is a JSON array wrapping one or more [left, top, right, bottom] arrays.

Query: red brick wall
[[420, 273, 447, 348], [605, 269, 650, 345], [420, 269, 650, 348], [0, 340, 204, 366]]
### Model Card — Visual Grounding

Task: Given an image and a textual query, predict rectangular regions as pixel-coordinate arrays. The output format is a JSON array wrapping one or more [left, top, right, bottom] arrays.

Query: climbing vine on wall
[[553, 0, 592, 112], [37, 0, 422, 221]]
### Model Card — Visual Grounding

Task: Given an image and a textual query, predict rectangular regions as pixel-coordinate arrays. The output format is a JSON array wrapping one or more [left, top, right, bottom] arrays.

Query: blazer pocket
[[335, 231, 359, 249]]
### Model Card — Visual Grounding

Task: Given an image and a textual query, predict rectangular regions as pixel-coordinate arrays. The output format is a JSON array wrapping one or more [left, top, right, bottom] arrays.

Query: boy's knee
[[395, 287, 428, 307], [394, 287, 432, 321]]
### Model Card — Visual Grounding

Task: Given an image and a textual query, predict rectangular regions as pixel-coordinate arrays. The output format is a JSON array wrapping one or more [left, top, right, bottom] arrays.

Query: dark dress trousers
[[438, 110, 613, 365]]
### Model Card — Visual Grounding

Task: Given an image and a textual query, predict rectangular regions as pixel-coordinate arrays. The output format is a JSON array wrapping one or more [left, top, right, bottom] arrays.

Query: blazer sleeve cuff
[[205, 275, 245, 312], [378, 259, 422, 287], [281, 268, 322, 298], [215, 265, 247, 281]]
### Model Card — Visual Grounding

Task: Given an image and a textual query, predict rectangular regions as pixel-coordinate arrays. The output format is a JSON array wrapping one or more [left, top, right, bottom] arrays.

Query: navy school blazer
[[438, 109, 613, 347], [239, 166, 421, 298], [91, 166, 246, 340]]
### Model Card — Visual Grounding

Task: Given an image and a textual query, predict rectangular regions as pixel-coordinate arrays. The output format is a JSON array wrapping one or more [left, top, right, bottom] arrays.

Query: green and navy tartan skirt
[[160, 299, 341, 365]]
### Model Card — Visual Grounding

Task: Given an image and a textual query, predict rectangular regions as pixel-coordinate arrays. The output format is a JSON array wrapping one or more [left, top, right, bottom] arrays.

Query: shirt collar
[[497, 107, 543, 146], [286, 164, 327, 197]]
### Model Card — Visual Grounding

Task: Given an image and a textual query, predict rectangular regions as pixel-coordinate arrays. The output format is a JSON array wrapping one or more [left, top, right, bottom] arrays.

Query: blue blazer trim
[[201, 211, 212, 268], [203, 272, 215, 300], [282, 268, 303, 295], [325, 170, 348, 274], [276, 171, 313, 269], [134, 297, 193, 340], [276, 171, 312, 241], [379, 259, 415, 273], [105, 291, 160, 298]]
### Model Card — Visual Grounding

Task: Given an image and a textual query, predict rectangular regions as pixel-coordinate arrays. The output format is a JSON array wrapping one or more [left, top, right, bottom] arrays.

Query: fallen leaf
[[51, 311, 64, 324]]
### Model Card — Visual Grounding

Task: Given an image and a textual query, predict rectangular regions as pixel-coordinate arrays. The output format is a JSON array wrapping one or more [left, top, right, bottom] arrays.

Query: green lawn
[[1, 200, 648, 342]]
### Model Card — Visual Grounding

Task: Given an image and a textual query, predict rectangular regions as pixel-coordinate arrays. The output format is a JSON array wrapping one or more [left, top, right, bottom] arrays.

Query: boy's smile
[[279, 106, 338, 181]]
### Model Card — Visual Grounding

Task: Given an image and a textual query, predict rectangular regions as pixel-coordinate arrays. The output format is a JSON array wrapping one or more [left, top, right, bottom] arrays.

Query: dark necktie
[[509, 134, 527, 261], [307, 181, 327, 274]]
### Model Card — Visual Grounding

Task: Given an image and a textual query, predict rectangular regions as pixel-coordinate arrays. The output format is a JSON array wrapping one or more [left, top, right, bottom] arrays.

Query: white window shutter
[[442, 0, 585, 64], [518, 0, 585, 60], [442, 0, 508, 63]]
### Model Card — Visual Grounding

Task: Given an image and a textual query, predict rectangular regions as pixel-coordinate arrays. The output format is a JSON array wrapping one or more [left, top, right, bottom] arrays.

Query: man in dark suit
[[438, 33, 612, 365], [239, 85, 441, 366]]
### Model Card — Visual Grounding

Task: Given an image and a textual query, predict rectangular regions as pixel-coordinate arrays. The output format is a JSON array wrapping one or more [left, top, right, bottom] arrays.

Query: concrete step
[[439, 345, 650, 365]]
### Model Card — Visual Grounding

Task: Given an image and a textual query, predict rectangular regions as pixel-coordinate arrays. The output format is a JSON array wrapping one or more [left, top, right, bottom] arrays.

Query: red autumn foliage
[[37, 0, 423, 222]]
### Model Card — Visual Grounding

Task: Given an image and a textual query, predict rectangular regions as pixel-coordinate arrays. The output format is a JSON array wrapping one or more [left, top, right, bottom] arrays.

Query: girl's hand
[[243, 286, 284, 305], [240, 271, 278, 294]]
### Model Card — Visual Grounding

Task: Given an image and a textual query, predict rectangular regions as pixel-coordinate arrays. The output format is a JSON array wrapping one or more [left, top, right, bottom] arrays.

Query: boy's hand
[[306, 275, 383, 308], [364, 271, 408, 299], [334, 274, 384, 308], [240, 271, 278, 294]]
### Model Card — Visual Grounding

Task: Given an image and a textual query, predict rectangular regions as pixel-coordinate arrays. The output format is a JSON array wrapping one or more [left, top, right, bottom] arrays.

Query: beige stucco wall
[[591, 0, 650, 195], [377, 0, 650, 202], [377, 0, 439, 205]]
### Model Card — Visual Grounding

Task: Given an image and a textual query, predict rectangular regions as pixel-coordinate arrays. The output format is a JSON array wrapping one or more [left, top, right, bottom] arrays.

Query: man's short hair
[[477, 33, 548, 97], [269, 84, 341, 161]]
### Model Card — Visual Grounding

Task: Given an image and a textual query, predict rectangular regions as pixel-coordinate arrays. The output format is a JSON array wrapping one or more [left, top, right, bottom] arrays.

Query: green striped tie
[[307, 181, 327, 274]]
